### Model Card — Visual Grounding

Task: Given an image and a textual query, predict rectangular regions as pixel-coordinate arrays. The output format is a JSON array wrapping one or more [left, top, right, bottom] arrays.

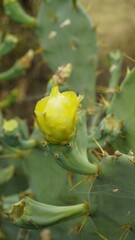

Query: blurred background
[[0, 0, 135, 123], [81, 0, 135, 59]]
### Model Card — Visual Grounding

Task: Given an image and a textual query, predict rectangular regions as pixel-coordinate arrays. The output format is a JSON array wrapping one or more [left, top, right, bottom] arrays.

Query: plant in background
[[0, 1, 135, 240]]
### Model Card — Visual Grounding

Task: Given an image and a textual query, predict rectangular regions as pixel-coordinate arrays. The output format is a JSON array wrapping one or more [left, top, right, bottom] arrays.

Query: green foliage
[[1, 0, 135, 240]]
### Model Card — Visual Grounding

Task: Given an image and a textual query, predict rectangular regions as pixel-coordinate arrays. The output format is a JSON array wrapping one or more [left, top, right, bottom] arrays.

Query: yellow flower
[[34, 86, 83, 144]]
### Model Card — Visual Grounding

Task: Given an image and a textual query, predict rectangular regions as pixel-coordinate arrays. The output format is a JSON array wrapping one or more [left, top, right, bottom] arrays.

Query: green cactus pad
[[36, 0, 98, 107], [108, 68, 135, 152]]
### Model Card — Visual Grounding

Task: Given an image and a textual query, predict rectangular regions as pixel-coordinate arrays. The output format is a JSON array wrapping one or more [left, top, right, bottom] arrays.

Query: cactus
[[0, 49, 34, 83], [0, 88, 18, 109], [1, 67, 135, 240], [0, 36, 34, 108], [0, 34, 18, 57], [107, 50, 123, 91], [1, 0, 135, 240], [3, 0, 98, 107], [108, 69, 135, 152], [0, 165, 14, 185], [35, 0, 98, 107], [3, 0, 36, 26]]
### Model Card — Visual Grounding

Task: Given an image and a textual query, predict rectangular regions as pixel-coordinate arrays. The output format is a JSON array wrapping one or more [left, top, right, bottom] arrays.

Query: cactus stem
[[48, 111, 99, 175], [0, 50, 34, 83], [0, 64, 25, 83], [3, 0, 37, 27], [0, 88, 18, 109], [52, 143, 99, 175], [19, 138, 38, 149], [0, 34, 18, 57], [9, 197, 90, 229], [0, 165, 15, 185]]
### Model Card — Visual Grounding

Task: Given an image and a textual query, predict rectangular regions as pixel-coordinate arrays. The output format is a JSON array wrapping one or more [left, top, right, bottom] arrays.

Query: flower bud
[[34, 86, 83, 145], [52, 63, 72, 85]]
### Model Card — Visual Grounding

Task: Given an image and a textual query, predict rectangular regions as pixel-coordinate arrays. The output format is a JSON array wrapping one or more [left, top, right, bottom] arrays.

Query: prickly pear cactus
[[35, 0, 98, 106], [1, 1, 135, 240], [1, 67, 135, 240], [3, 0, 98, 107]]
